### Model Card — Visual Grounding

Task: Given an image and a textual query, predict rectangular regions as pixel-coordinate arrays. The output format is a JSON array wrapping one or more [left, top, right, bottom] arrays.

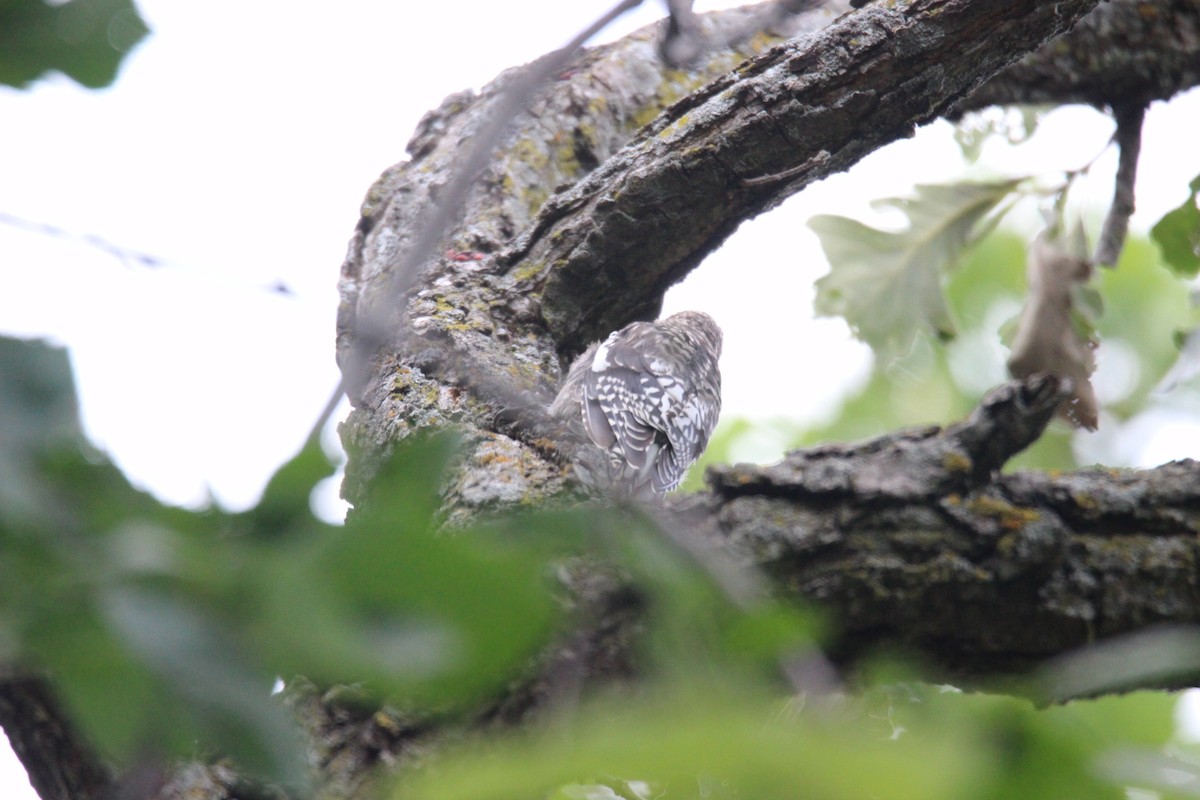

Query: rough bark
[[687, 378, 1200, 683], [335, 0, 1200, 687], [335, 0, 1200, 521], [955, 0, 1200, 113], [0, 674, 112, 800], [508, 0, 1107, 357], [10, 2, 1195, 800]]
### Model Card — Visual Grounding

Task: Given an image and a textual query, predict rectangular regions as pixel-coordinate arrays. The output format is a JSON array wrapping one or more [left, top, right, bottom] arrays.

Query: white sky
[[2, 2, 1199, 796]]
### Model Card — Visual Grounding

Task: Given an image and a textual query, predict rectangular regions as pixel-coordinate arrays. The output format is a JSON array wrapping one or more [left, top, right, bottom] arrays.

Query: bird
[[550, 310, 723, 494]]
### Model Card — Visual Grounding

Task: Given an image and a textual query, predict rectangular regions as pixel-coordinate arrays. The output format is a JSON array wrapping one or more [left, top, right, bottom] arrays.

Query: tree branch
[[686, 379, 1200, 682], [1094, 103, 1146, 267], [335, 0, 1200, 690], [336, 3, 847, 508], [0, 672, 112, 800], [337, 0, 1200, 525], [285, 2, 1200, 792], [955, 0, 1200, 114], [501, 0, 1105, 357]]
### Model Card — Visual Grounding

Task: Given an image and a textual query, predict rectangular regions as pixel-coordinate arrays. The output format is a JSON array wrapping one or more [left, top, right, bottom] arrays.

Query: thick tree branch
[[256, 2, 1200, 794], [956, 0, 1200, 113], [501, 0, 1105, 357], [331, 0, 1200, 699], [337, 4, 847, 509], [0, 673, 112, 800], [341, 0, 1173, 513], [684, 379, 1200, 682]]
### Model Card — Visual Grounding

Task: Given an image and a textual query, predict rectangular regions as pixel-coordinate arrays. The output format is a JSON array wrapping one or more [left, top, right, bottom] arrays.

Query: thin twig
[[307, 0, 644, 445], [714, 0, 829, 50], [345, 0, 645, 371], [1094, 103, 1146, 267], [0, 211, 295, 296]]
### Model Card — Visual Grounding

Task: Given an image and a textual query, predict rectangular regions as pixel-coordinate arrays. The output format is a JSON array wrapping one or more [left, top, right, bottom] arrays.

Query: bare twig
[[310, 0, 645, 443], [709, 376, 1067, 500], [715, 0, 830, 49], [1035, 626, 1200, 702], [345, 0, 644, 368], [1094, 103, 1146, 267], [0, 211, 295, 296]]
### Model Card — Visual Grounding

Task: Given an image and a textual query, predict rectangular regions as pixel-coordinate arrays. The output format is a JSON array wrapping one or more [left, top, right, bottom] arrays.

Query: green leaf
[[0, 338, 82, 524], [1156, 324, 1200, 392], [21, 585, 307, 787], [246, 438, 339, 537], [400, 687, 985, 800], [250, 435, 559, 707], [1151, 175, 1200, 278], [0, 0, 149, 89], [100, 586, 307, 782], [1041, 693, 1177, 751], [812, 179, 1022, 358], [0, 337, 80, 455]]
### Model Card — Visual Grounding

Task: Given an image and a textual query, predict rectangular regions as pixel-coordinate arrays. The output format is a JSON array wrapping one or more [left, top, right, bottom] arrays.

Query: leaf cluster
[[696, 229, 1192, 481], [0, 0, 148, 89], [5, 336, 1200, 799], [0, 339, 558, 787]]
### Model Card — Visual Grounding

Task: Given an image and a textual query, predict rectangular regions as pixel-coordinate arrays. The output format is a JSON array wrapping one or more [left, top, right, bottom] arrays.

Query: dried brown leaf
[[1007, 236, 1098, 430]]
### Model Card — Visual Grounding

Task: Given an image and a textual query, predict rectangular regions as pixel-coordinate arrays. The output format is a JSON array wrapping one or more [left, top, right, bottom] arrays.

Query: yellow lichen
[[632, 105, 662, 130], [1071, 491, 1100, 511], [524, 186, 550, 218], [942, 451, 973, 474], [657, 113, 692, 140], [476, 450, 514, 467], [553, 142, 582, 179], [967, 495, 1041, 531], [510, 260, 545, 284], [509, 137, 550, 171]]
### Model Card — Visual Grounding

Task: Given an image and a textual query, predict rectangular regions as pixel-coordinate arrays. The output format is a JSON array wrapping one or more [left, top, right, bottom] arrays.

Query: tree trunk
[[28, 1, 1190, 798], [322, 0, 1200, 795], [337, 0, 1200, 675]]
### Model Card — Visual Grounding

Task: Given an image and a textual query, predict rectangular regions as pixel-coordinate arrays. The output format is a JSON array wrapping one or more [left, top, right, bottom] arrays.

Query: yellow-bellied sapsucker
[[550, 310, 723, 494]]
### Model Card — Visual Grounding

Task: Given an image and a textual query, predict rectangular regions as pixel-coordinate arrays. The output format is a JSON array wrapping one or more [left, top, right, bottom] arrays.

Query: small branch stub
[[1095, 103, 1147, 267]]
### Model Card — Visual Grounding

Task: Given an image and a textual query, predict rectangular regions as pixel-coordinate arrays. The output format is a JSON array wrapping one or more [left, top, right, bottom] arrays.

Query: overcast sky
[[3, 2, 1200, 796]]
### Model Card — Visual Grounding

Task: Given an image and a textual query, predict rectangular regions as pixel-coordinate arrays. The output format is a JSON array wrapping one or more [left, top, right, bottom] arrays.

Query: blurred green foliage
[[396, 683, 1197, 800], [1152, 175, 1200, 278], [0, 0, 1195, 793], [4, 312, 1200, 798], [0, 0, 148, 89], [693, 229, 1192, 483], [0, 339, 565, 787], [2, 29, 1199, 785]]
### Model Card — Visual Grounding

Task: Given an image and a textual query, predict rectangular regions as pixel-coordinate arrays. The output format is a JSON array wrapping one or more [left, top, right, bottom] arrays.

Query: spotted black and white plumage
[[550, 311, 723, 494]]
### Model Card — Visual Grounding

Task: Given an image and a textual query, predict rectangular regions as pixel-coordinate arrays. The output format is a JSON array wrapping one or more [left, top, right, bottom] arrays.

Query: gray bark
[[0, 674, 113, 800], [687, 377, 1200, 682], [336, 0, 1200, 691], [954, 0, 1200, 113], [10, 1, 1200, 799]]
